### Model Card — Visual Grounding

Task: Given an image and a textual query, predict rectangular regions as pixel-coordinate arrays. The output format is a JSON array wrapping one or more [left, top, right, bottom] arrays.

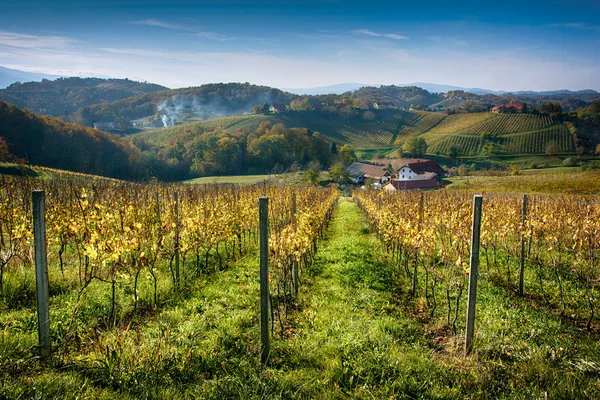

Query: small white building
[[373, 101, 396, 110], [269, 103, 287, 113]]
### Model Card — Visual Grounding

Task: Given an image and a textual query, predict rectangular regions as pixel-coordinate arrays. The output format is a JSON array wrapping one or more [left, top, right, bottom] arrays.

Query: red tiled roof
[[395, 159, 445, 176], [391, 179, 441, 190]]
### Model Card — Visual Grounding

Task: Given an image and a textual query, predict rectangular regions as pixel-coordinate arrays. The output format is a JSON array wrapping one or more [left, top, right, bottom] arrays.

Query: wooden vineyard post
[[292, 192, 299, 295], [174, 191, 180, 290], [259, 197, 270, 365], [377, 194, 381, 211], [465, 195, 483, 356], [518, 194, 528, 296], [413, 192, 424, 296], [32, 190, 51, 359]]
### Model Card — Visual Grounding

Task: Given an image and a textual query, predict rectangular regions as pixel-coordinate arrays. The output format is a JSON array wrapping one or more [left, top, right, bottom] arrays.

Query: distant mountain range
[[0, 65, 62, 89], [283, 82, 599, 96]]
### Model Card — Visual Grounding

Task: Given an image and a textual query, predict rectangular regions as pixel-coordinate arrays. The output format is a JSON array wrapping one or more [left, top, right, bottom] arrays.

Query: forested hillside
[[0, 101, 342, 180], [0, 100, 148, 179], [76, 83, 295, 127], [347, 85, 442, 107], [0, 77, 167, 118]]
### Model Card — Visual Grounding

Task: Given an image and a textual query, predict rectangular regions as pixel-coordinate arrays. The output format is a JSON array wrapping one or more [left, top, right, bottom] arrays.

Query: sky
[[0, 0, 599, 91]]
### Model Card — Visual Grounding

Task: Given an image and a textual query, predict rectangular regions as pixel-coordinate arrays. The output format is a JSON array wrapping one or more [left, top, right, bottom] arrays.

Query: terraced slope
[[424, 113, 575, 156], [133, 110, 578, 157], [135, 110, 404, 148]]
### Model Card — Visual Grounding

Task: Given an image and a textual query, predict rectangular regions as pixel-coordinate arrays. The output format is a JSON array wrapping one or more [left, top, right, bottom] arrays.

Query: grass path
[[265, 198, 465, 398]]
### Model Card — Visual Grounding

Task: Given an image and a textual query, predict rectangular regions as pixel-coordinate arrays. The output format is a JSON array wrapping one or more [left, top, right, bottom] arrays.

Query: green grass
[[4, 197, 600, 398], [183, 172, 332, 186], [183, 174, 274, 185]]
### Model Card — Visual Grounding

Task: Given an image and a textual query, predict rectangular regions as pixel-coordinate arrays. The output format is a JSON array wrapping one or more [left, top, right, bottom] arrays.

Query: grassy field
[[445, 169, 600, 194], [4, 197, 600, 398], [183, 172, 331, 186], [184, 174, 273, 185]]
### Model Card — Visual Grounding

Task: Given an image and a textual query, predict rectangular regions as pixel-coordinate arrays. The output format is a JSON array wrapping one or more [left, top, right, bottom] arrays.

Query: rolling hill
[[0, 77, 167, 118], [0, 100, 150, 179], [131, 109, 587, 158], [76, 83, 295, 127]]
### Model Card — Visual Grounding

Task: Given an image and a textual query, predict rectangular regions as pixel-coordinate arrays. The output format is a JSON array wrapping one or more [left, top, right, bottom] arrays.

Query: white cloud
[[1, 30, 598, 91], [197, 31, 235, 41], [547, 22, 600, 30], [352, 29, 408, 40], [129, 19, 196, 32], [0, 30, 78, 49]]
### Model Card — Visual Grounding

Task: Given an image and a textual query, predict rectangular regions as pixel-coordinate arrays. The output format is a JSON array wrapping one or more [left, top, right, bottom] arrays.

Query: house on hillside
[[346, 162, 392, 185], [395, 158, 445, 181], [269, 103, 287, 113], [491, 102, 524, 113], [312, 103, 324, 111], [373, 101, 396, 110]]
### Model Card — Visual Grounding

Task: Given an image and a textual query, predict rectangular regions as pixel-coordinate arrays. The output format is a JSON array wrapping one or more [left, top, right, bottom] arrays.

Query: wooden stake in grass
[[32, 190, 51, 359], [412, 192, 424, 296], [259, 196, 270, 365], [292, 192, 299, 295], [174, 191, 180, 289], [465, 195, 483, 356], [518, 194, 528, 296]]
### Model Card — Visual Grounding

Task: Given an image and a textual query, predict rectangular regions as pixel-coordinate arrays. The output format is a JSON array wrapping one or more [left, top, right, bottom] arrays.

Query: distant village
[[345, 158, 448, 192]]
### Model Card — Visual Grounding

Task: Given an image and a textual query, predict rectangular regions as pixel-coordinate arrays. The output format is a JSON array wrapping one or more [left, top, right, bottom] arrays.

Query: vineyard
[[2, 173, 600, 397], [0, 175, 337, 387], [134, 110, 580, 158], [355, 190, 600, 330]]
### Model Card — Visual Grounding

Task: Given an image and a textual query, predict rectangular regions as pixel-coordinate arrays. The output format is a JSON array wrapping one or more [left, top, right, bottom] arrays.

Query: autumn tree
[[402, 136, 428, 156], [305, 162, 321, 185], [0, 137, 9, 161], [328, 162, 349, 183]]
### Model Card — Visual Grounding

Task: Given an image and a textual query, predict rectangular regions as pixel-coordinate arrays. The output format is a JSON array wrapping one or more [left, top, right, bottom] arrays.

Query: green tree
[[402, 136, 428, 156], [328, 162, 349, 183], [330, 142, 338, 155], [338, 144, 357, 166], [252, 104, 263, 114], [261, 102, 270, 113], [305, 163, 321, 185]]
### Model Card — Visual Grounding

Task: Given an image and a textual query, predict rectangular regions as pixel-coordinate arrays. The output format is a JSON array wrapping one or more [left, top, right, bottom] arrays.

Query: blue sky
[[0, 0, 599, 90]]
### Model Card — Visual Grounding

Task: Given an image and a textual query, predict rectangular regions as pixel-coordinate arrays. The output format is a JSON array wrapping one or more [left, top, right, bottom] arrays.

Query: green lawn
[[184, 174, 273, 185]]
